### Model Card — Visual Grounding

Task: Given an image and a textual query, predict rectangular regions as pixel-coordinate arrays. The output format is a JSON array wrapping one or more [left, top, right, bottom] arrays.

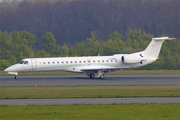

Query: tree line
[[0, 29, 179, 70], [0, 0, 179, 48]]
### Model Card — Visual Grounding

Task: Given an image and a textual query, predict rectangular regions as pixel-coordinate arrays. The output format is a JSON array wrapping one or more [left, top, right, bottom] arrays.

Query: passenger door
[[31, 59, 37, 70]]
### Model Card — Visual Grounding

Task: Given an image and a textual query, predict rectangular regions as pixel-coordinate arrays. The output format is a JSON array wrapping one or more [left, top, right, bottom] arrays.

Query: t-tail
[[121, 37, 175, 65], [143, 37, 175, 59]]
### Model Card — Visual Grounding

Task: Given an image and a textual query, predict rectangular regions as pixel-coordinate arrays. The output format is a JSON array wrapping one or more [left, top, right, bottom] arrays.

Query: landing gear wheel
[[14, 76, 19, 79], [89, 73, 95, 79], [99, 74, 105, 79]]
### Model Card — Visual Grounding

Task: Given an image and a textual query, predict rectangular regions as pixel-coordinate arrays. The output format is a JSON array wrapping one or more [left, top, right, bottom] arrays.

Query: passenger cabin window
[[44, 62, 46, 64]]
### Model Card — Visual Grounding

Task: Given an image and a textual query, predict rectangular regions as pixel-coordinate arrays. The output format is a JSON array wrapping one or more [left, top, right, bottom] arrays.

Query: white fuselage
[[4, 54, 155, 74]]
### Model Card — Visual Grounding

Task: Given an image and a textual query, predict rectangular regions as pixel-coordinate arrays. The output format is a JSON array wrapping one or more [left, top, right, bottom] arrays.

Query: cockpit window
[[19, 61, 28, 64], [19, 61, 24, 64]]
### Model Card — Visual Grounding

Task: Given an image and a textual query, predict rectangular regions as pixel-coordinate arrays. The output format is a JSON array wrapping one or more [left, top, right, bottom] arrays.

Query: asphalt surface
[[1, 75, 179, 105], [0, 75, 179, 86], [1, 97, 180, 106]]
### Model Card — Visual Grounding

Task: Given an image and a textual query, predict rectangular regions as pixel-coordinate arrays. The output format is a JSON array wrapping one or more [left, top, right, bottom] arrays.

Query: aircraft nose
[[4, 64, 19, 72], [4, 68, 8, 72], [4, 67, 11, 72]]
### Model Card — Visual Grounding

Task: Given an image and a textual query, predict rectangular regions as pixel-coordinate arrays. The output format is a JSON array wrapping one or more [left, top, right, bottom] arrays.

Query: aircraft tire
[[15, 76, 19, 79], [99, 74, 105, 79], [89, 73, 95, 79]]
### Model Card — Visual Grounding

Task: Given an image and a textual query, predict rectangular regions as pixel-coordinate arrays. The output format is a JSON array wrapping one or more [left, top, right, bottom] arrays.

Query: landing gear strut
[[97, 70, 105, 79], [99, 74, 105, 79], [14, 72, 19, 79]]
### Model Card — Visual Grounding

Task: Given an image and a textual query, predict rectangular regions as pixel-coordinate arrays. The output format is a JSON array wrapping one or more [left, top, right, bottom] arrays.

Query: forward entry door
[[31, 59, 37, 70]]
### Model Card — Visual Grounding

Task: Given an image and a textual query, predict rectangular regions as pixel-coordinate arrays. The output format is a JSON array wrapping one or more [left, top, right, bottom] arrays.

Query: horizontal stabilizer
[[153, 37, 176, 41]]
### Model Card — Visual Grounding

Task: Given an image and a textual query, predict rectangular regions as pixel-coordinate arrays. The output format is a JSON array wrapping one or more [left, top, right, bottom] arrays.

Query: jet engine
[[121, 54, 146, 64]]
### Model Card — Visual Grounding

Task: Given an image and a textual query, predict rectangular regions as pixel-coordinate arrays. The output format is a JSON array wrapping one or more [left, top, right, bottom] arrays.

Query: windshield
[[19, 61, 24, 64], [24, 61, 28, 64]]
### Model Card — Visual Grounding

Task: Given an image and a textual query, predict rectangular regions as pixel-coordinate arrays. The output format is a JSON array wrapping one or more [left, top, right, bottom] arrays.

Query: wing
[[81, 67, 121, 73]]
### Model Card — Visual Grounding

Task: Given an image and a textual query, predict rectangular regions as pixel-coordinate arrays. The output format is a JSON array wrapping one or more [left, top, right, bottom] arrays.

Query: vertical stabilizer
[[142, 37, 175, 59]]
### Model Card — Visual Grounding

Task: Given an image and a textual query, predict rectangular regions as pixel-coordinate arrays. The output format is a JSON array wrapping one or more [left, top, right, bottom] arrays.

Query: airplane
[[4, 37, 175, 79]]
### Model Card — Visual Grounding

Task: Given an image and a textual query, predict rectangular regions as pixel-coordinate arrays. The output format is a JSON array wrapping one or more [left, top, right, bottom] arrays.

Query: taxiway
[[1, 97, 180, 106]]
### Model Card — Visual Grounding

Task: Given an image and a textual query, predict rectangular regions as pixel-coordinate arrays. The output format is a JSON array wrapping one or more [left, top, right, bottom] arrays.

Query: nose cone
[[4, 66, 14, 72], [4, 64, 20, 72], [4, 67, 10, 72]]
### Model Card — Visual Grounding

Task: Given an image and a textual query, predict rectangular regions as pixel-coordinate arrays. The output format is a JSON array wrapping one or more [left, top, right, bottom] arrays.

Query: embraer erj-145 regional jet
[[5, 37, 175, 79]]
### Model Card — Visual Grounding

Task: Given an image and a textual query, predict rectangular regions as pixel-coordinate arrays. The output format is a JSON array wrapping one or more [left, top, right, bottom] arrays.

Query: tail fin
[[142, 37, 175, 59]]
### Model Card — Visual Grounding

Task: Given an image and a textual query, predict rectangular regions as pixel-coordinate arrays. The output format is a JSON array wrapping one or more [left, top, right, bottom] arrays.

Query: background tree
[[103, 31, 123, 55], [0, 31, 36, 69], [0, 0, 179, 48], [56, 44, 69, 57], [83, 31, 102, 56], [39, 32, 56, 54]]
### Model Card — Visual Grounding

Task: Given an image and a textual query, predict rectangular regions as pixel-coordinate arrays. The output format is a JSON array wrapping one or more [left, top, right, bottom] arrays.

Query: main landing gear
[[87, 70, 105, 79]]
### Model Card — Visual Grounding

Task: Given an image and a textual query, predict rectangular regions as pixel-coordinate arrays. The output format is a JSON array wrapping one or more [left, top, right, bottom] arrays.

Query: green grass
[[1, 70, 180, 76], [1, 85, 179, 120], [0, 85, 179, 99], [0, 104, 180, 120]]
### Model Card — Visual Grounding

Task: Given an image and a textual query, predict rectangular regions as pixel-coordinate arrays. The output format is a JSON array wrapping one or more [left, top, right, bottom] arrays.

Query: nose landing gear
[[15, 76, 19, 79], [6, 72, 19, 79]]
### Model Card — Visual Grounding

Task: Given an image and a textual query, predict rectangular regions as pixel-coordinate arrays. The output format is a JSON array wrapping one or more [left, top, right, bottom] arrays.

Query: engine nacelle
[[122, 54, 147, 64]]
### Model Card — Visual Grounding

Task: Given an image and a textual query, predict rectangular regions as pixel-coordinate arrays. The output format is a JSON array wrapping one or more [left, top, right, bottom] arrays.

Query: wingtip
[[167, 38, 176, 40]]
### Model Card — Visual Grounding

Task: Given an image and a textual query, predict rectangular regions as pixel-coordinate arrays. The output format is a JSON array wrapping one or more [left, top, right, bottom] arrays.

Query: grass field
[[0, 85, 179, 99], [1, 104, 180, 120], [0, 70, 180, 76]]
